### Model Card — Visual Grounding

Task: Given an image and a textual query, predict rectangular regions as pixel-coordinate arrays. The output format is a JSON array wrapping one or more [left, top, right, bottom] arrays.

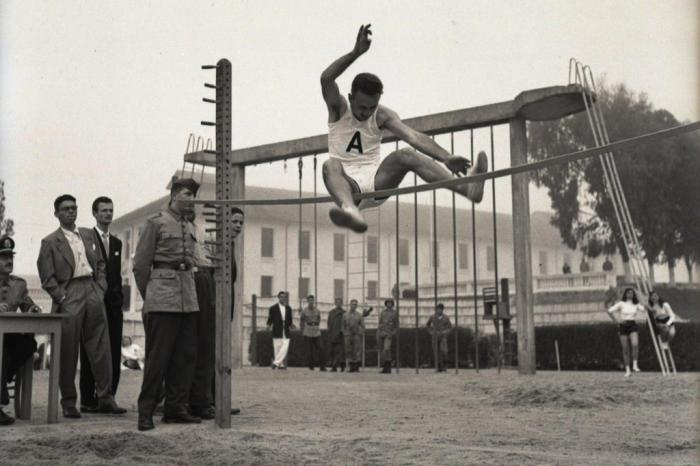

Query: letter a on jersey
[[345, 131, 364, 154]]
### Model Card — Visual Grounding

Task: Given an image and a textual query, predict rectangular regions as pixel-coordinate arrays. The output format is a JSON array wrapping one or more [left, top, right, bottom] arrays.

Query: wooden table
[[0, 313, 63, 423]]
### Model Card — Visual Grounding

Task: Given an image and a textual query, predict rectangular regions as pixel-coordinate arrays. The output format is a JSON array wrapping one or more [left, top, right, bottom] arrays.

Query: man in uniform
[[300, 294, 325, 371], [0, 237, 40, 425], [376, 299, 398, 374], [326, 298, 346, 372], [426, 303, 452, 372], [343, 299, 365, 372], [37, 194, 125, 419], [320, 24, 488, 233], [133, 178, 201, 431]]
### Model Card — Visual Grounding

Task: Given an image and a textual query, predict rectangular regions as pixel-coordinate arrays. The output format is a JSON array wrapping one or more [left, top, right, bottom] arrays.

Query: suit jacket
[[267, 303, 293, 339], [37, 227, 107, 311], [93, 228, 124, 312]]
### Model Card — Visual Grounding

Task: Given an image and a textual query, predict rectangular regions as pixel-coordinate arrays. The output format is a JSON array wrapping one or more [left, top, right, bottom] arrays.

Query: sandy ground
[[0, 367, 697, 465]]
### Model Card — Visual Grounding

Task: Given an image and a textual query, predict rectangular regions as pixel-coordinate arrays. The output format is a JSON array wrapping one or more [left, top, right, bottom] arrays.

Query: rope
[[192, 121, 700, 207]]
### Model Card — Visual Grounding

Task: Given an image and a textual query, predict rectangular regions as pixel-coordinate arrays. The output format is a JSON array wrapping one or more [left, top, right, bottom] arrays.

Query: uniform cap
[[0, 236, 15, 256], [171, 177, 200, 196]]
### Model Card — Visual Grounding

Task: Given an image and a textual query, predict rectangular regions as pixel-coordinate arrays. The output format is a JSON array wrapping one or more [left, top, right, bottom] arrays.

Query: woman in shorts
[[647, 291, 677, 349], [607, 287, 645, 377]]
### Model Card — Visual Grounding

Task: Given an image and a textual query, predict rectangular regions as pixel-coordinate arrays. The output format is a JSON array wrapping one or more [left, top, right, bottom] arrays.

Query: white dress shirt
[[60, 226, 94, 278]]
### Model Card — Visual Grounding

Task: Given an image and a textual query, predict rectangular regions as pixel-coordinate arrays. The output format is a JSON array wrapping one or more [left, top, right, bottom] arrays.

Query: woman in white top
[[647, 291, 677, 349], [607, 287, 645, 377]]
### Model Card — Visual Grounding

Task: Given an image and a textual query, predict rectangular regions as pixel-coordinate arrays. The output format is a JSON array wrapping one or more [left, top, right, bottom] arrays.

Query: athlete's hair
[[54, 194, 77, 212], [351, 73, 383, 96], [648, 290, 665, 307]]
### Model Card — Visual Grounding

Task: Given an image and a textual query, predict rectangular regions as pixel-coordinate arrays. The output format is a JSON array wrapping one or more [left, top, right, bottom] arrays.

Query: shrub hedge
[[250, 322, 699, 371]]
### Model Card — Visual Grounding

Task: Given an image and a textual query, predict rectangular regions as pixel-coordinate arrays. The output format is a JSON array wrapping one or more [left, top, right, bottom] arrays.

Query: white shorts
[[343, 162, 387, 210]]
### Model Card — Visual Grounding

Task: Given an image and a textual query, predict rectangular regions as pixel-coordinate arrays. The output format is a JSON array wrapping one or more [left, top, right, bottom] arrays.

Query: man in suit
[[79, 197, 124, 412], [36, 194, 126, 419], [133, 178, 201, 431], [0, 236, 41, 426], [267, 291, 294, 369]]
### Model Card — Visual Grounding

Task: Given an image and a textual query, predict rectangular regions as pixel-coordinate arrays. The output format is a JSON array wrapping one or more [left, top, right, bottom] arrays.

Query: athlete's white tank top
[[328, 106, 382, 167]]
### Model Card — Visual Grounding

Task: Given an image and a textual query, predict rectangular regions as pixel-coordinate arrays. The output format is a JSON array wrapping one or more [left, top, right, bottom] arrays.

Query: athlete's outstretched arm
[[380, 107, 472, 175], [320, 24, 372, 117]]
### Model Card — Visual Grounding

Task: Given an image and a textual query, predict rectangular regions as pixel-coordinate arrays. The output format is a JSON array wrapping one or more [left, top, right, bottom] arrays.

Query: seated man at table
[[0, 236, 41, 425]]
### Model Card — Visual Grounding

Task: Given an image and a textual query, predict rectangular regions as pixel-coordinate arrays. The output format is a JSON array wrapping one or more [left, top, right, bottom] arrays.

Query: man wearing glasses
[[37, 195, 126, 419]]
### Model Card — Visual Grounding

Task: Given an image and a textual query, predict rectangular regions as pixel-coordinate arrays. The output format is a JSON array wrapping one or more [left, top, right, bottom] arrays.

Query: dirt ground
[[0, 368, 697, 465]]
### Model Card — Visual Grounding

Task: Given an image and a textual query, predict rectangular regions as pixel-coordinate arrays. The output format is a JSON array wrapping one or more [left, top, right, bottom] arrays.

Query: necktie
[[102, 233, 109, 257]]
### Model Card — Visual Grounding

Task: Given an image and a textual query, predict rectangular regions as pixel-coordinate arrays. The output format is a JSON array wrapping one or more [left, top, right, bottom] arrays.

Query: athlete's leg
[[322, 159, 368, 233], [374, 148, 488, 202]]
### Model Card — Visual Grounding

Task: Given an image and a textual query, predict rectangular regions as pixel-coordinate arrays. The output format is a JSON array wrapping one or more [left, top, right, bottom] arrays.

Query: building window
[[298, 230, 310, 260], [431, 242, 440, 268], [367, 280, 378, 299], [298, 277, 310, 300], [459, 243, 469, 270], [367, 235, 378, 264], [333, 233, 345, 261], [334, 279, 345, 301], [260, 276, 273, 298], [486, 246, 495, 272], [399, 238, 410, 266], [261, 227, 274, 258], [539, 250, 548, 275]]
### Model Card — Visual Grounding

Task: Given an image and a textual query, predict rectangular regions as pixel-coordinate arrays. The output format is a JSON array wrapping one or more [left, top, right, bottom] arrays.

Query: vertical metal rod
[[471, 129, 479, 373], [490, 125, 502, 373], [345, 232, 349, 304], [555, 339, 561, 371], [414, 172, 419, 374], [395, 140, 401, 375], [251, 294, 258, 366], [450, 132, 459, 374], [432, 188, 438, 371], [313, 156, 318, 298], [395, 192, 400, 374], [298, 157, 303, 310]]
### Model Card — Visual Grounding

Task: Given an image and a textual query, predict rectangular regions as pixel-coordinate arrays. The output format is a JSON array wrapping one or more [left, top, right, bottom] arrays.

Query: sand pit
[[0, 368, 697, 465]]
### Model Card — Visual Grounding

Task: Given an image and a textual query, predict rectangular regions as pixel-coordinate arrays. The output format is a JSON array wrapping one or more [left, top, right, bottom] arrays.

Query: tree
[[0, 180, 14, 237], [528, 80, 700, 284]]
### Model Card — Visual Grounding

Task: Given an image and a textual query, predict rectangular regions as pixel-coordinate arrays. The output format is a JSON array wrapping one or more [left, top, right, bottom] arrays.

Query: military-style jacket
[[300, 306, 321, 338], [133, 207, 199, 313], [427, 313, 452, 336], [343, 309, 364, 336], [327, 307, 345, 342], [377, 308, 398, 337], [0, 275, 39, 313]]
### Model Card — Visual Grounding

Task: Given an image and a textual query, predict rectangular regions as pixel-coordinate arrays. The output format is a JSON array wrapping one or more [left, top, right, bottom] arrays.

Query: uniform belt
[[306, 322, 319, 326], [153, 262, 192, 271]]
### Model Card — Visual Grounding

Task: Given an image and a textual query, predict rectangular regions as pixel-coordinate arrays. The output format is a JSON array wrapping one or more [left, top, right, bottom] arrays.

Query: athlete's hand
[[445, 155, 471, 176], [353, 24, 372, 56]]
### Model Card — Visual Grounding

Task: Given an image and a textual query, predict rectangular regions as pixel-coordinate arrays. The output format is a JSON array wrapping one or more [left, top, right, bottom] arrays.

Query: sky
[[1, 0, 698, 274]]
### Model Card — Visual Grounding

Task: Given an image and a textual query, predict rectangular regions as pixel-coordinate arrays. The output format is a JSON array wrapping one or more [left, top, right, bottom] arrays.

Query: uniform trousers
[[58, 277, 114, 409], [1, 334, 37, 405], [138, 312, 198, 416], [432, 334, 448, 368], [304, 336, 324, 369], [376, 334, 393, 363], [344, 333, 363, 363], [329, 337, 345, 368]]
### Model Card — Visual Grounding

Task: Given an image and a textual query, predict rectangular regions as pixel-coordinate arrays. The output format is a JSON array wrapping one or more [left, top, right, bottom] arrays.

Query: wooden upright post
[[215, 58, 234, 427], [510, 116, 536, 375]]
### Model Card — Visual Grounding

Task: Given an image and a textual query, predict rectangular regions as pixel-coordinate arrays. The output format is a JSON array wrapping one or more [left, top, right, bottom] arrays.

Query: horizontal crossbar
[[193, 121, 700, 207]]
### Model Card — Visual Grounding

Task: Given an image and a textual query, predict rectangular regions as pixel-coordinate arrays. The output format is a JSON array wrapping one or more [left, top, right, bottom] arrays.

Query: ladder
[[570, 60, 676, 375]]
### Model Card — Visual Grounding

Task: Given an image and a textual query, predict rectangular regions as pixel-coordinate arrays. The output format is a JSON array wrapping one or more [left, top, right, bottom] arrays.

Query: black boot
[[340, 363, 346, 372], [0, 408, 14, 426], [382, 361, 392, 374]]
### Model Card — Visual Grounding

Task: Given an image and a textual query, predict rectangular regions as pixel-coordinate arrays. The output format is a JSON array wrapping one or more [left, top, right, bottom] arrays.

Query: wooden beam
[[184, 84, 590, 168], [510, 116, 536, 375]]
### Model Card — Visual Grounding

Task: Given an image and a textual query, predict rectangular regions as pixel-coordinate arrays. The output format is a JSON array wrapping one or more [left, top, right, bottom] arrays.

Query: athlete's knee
[[322, 158, 343, 178]]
